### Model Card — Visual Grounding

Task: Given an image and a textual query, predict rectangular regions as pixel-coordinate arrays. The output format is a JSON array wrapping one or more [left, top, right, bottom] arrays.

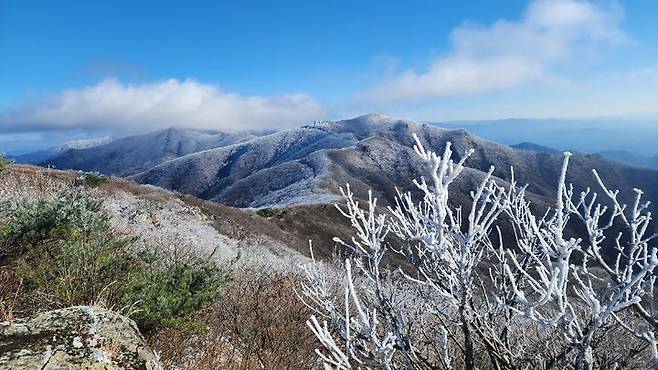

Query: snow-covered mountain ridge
[[42, 127, 257, 176], [11, 136, 113, 164], [39, 114, 658, 216]]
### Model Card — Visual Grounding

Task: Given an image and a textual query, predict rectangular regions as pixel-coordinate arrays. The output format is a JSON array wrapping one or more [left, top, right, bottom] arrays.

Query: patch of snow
[[91, 349, 113, 364], [72, 336, 84, 349], [42, 345, 53, 365], [53, 136, 113, 153]]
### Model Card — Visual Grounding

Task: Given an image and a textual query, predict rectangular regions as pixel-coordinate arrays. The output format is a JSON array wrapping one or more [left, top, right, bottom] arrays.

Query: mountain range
[[511, 142, 658, 170], [434, 117, 658, 155], [594, 150, 658, 170], [435, 117, 658, 170], [28, 114, 658, 219]]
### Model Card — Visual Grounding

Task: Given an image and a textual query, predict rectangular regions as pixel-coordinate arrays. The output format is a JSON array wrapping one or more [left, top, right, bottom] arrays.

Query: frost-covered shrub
[[299, 135, 658, 370], [0, 189, 113, 261], [0, 166, 69, 203]]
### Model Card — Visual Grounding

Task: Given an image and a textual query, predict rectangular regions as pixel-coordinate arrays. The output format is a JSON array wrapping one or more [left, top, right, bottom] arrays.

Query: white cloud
[[360, 0, 624, 102], [0, 79, 325, 133]]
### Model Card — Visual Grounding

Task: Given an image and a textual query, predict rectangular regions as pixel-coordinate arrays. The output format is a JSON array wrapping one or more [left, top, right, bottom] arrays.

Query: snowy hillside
[[2, 165, 311, 272], [56, 136, 114, 151], [129, 126, 358, 207], [42, 127, 257, 176], [11, 136, 113, 164], [34, 113, 658, 219], [128, 114, 658, 216]]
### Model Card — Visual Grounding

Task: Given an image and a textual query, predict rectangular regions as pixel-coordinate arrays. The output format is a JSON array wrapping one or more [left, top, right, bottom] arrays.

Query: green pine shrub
[[122, 257, 228, 333], [0, 188, 227, 333], [256, 207, 274, 218], [0, 154, 12, 175], [74, 171, 108, 187]]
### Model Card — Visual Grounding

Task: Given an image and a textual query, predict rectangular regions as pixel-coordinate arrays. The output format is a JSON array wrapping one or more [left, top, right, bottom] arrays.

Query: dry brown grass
[[98, 175, 179, 203], [148, 269, 320, 370], [9, 165, 77, 182], [0, 267, 23, 322]]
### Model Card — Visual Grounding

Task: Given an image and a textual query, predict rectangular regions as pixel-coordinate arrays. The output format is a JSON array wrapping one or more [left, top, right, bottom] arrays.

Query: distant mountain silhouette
[[511, 142, 561, 155]]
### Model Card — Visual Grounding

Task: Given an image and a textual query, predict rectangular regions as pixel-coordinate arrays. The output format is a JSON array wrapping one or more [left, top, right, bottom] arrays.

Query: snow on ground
[[2, 167, 309, 273], [101, 186, 310, 272]]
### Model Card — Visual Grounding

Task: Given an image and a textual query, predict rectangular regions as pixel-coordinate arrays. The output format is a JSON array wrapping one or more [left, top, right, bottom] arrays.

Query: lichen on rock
[[0, 306, 162, 369]]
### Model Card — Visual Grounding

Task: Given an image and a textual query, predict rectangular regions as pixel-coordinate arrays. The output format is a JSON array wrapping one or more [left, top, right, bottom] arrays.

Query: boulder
[[0, 305, 161, 369]]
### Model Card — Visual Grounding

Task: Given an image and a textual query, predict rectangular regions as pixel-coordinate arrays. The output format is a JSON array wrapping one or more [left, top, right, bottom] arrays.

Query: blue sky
[[1, 0, 658, 152], [0, 1, 529, 99]]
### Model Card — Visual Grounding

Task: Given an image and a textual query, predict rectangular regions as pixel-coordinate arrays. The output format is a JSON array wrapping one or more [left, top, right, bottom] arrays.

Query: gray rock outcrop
[[0, 306, 161, 369]]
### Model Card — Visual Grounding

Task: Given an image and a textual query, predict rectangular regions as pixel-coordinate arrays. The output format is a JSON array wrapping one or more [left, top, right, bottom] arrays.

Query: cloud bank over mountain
[[0, 79, 325, 134], [360, 0, 624, 101], [1, 0, 655, 143]]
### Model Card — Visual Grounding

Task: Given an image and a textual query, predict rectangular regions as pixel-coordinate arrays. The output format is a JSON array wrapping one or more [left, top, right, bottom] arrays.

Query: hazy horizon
[[5, 111, 658, 156]]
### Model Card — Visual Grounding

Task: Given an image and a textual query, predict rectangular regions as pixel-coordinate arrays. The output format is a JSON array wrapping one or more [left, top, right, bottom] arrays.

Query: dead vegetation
[[148, 269, 320, 370]]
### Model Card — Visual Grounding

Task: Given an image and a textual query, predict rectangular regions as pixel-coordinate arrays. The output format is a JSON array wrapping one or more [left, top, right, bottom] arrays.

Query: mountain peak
[[511, 142, 560, 155]]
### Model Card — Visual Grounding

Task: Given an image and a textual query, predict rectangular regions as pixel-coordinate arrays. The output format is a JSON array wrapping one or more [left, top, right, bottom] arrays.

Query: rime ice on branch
[[299, 134, 658, 369]]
